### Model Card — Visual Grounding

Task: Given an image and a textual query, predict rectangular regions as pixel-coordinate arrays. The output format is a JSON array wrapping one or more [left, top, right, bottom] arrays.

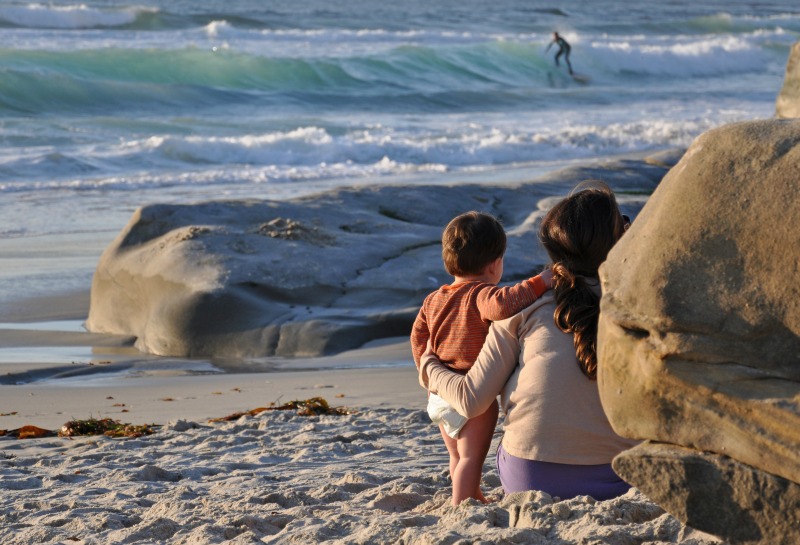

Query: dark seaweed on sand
[[59, 418, 157, 438], [209, 396, 354, 422]]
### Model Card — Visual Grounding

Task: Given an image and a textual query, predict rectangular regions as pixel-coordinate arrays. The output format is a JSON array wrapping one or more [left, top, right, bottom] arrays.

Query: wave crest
[[0, 4, 157, 29]]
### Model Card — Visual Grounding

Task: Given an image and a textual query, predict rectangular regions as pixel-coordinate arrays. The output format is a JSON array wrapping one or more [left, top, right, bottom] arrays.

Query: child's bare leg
[[451, 400, 498, 505], [438, 424, 459, 484]]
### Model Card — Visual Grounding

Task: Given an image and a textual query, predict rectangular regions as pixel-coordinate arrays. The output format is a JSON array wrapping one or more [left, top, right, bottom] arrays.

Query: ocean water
[[0, 0, 798, 304]]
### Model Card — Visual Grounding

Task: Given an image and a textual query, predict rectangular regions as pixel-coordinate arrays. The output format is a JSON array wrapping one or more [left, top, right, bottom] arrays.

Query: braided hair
[[538, 182, 626, 379]]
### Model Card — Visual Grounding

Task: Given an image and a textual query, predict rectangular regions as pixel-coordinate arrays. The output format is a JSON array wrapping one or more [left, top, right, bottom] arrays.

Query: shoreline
[[0, 364, 419, 432], [0, 286, 418, 430]]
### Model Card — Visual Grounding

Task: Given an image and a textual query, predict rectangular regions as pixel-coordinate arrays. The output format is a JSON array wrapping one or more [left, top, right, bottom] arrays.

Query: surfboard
[[571, 73, 591, 84]]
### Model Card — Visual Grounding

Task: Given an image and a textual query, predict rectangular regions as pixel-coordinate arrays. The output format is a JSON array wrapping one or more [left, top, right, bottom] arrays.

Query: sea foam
[[0, 4, 151, 29]]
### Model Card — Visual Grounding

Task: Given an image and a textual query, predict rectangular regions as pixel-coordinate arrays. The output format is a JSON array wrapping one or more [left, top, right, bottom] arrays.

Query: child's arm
[[476, 269, 553, 321]]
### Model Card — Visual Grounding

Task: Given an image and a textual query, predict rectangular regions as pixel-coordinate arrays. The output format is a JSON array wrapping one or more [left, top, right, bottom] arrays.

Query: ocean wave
[[203, 21, 479, 45], [0, 4, 158, 29], [0, 43, 546, 115], [0, 29, 790, 116], [124, 120, 710, 169], [586, 33, 777, 76], [685, 11, 800, 34], [0, 116, 729, 193], [0, 160, 448, 195]]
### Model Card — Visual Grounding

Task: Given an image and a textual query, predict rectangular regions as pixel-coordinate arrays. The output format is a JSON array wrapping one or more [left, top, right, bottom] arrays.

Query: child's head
[[441, 211, 506, 277]]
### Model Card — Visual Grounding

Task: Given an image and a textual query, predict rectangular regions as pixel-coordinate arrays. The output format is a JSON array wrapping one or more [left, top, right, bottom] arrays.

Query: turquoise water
[[0, 0, 798, 302]]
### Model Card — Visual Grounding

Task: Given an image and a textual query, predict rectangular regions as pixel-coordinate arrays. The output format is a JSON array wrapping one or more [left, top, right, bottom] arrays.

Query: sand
[[0, 408, 719, 545], [0, 291, 727, 544]]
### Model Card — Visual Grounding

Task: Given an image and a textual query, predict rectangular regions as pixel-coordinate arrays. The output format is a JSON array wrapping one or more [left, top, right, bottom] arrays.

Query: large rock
[[613, 443, 800, 545], [777, 41, 800, 119], [598, 119, 800, 543], [86, 156, 668, 358]]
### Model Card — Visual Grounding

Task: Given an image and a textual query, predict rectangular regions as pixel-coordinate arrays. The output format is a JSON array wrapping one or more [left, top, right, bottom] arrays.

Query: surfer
[[546, 32, 573, 75]]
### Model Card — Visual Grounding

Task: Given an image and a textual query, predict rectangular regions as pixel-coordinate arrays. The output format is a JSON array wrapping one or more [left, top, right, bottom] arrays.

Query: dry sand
[[0, 292, 725, 544]]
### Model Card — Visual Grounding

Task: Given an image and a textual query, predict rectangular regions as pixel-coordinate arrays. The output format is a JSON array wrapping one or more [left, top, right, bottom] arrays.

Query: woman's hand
[[422, 339, 436, 359]]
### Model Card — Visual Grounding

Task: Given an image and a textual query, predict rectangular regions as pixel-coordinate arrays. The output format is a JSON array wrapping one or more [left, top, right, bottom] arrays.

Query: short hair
[[441, 211, 506, 277]]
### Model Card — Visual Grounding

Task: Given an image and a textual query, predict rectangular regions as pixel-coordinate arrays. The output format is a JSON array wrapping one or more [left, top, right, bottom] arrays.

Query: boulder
[[777, 41, 800, 119], [598, 119, 800, 543], [87, 156, 668, 358], [613, 442, 800, 545]]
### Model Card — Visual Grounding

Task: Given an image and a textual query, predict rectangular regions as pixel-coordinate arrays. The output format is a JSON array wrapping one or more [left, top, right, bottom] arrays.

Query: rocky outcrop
[[86, 155, 670, 358], [613, 443, 800, 545], [597, 119, 800, 543], [776, 41, 800, 118]]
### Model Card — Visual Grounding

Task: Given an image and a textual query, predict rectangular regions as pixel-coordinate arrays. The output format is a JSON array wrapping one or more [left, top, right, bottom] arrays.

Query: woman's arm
[[420, 315, 522, 418]]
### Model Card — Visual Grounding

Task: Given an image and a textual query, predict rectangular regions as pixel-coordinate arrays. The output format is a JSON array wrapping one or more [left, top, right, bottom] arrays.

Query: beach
[[0, 250, 726, 545], [0, 390, 711, 545], [1, 372, 723, 545], [0, 145, 708, 544], [0, 407, 721, 544], [2, 1, 796, 542]]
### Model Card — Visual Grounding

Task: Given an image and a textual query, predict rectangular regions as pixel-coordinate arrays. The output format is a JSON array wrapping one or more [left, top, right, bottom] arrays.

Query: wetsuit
[[547, 35, 573, 75]]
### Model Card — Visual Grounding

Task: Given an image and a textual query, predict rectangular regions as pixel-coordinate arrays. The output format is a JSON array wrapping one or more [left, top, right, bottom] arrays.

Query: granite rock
[[613, 443, 800, 545], [597, 119, 800, 543], [776, 41, 800, 119], [86, 155, 669, 358]]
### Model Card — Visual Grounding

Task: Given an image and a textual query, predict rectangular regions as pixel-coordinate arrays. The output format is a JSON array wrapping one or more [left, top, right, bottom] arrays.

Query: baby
[[411, 211, 552, 504]]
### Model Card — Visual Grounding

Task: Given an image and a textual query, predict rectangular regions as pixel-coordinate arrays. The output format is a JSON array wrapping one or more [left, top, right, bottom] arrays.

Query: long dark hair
[[538, 181, 626, 379]]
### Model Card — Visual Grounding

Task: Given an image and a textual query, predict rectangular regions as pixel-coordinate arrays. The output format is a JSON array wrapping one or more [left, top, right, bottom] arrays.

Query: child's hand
[[540, 268, 554, 289]]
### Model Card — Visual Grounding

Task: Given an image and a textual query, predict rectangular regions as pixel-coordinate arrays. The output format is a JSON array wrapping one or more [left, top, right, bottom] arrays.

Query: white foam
[[0, 4, 152, 29], [0, 106, 771, 198], [589, 34, 768, 76], [204, 19, 226, 38]]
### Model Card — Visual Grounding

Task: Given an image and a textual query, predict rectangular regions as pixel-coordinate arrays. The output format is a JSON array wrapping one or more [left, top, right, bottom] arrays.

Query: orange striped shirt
[[411, 275, 549, 372]]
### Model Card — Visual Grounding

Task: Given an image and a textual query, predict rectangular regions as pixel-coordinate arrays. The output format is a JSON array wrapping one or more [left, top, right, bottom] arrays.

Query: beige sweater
[[421, 291, 638, 465]]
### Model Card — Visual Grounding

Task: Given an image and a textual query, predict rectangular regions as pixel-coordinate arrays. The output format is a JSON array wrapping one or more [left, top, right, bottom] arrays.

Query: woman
[[419, 182, 638, 500]]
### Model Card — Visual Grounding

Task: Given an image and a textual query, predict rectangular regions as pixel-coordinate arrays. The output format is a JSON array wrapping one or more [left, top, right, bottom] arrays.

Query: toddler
[[411, 211, 552, 504]]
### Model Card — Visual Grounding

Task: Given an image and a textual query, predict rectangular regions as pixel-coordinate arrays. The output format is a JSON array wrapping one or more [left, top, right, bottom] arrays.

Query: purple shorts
[[496, 442, 631, 501]]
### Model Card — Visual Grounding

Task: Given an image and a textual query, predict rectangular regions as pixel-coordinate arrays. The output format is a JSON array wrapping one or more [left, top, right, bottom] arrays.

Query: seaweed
[[2, 425, 57, 439], [209, 396, 354, 422], [58, 418, 157, 438], [1, 396, 353, 439]]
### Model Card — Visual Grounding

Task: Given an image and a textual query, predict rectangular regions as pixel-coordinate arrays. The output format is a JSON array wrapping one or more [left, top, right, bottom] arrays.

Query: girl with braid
[[419, 182, 638, 500]]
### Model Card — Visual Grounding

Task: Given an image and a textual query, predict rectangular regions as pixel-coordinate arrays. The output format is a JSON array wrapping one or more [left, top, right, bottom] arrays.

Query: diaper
[[427, 393, 467, 439]]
